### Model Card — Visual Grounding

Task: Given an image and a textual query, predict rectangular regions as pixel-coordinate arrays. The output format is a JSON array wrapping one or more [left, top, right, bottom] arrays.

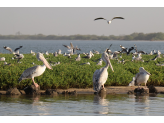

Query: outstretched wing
[[63, 45, 71, 49], [14, 46, 23, 52], [70, 42, 74, 49], [109, 44, 112, 49], [3, 46, 13, 52], [111, 17, 124, 21], [94, 17, 106, 21]]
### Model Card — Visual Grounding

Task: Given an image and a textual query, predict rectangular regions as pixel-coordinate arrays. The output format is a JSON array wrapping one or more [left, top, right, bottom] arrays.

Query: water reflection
[[93, 93, 110, 115], [0, 93, 164, 116]]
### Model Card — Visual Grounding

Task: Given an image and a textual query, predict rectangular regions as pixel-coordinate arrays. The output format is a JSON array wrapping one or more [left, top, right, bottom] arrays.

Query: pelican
[[93, 52, 114, 93], [57, 49, 61, 54], [131, 67, 151, 89], [18, 52, 53, 88], [94, 17, 124, 24]]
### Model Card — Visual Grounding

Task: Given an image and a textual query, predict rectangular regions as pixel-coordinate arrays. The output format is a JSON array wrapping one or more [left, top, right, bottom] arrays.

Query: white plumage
[[94, 16, 124, 24], [93, 52, 114, 92], [18, 52, 53, 88], [129, 67, 151, 89]]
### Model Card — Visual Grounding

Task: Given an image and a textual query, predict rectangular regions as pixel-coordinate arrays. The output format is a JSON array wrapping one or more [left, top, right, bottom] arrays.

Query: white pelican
[[93, 52, 114, 93], [18, 52, 53, 88], [94, 16, 124, 24], [129, 67, 151, 89]]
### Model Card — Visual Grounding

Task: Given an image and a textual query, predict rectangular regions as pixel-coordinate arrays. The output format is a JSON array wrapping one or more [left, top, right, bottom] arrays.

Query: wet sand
[[1, 86, 164, 95]]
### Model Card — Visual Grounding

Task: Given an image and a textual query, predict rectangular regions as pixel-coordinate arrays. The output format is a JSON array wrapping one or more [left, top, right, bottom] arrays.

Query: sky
[[0, 1, 164, 36]]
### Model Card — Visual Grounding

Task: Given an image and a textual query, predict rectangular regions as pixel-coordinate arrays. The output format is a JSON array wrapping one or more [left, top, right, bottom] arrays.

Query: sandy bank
[[1, 86, 164, 95]]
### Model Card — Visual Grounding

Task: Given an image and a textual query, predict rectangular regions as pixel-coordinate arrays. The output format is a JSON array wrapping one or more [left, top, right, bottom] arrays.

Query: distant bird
[[14, 54, 24, 63], [0, 57, 5, 61], [4, 62, 11, 66], [63, 42, 81, 55], [45, 51, 49, 55], [57, 49, 62, 54], [94, 17, 124, 24], [83, 51, 92, 59], [93, 50, 100, 54], [75, 54, 81, 61], [121, 47, 134, 55], [106, 44, 112, 54], [3, 46, 23, 54], [96, 58, 103, 65], [31, 50, 35, 54], [80, 62, 90, 65], [128, 77, 136, 87], [93, 52, 114, 93], [129, 67, 151, 89], [18, 52, 53, 88], [53, 52, 58, 57]]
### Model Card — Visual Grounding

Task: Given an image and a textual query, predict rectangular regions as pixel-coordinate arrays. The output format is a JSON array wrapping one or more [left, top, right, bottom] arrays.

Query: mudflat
[[1, 86, 164, 95]]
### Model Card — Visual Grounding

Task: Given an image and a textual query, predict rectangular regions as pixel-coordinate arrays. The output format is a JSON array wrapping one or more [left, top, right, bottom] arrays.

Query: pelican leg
[[102, 84, 106, 91], [32, 78, 39, 88], [144, 83, 147, 89]]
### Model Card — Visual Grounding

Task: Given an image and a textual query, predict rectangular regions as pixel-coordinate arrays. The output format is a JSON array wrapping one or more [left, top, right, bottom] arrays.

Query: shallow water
[[1, 40, 164, 54], [0, 94, 164, 116]]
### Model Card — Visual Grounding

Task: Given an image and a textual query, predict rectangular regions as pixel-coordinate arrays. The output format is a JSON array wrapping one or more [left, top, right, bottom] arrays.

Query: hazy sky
[[0, 7, 164, 36]]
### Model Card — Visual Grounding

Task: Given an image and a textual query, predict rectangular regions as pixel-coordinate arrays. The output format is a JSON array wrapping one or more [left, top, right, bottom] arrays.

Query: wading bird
[[18, 52, 53, 88], [94, 17, 124, 24], [93, 52, 114, 93]]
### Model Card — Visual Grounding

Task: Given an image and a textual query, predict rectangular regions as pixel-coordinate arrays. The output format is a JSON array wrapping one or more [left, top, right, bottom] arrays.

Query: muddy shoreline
[[1, 86, 164, 95]]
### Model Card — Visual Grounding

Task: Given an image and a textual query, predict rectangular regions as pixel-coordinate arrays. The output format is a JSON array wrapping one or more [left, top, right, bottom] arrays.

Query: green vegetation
[[0, 53, 164, 90], [1, 32, 164, 40]]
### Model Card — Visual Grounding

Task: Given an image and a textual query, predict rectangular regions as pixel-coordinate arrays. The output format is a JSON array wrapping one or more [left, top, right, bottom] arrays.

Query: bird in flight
[[94, 16, 124, 24]]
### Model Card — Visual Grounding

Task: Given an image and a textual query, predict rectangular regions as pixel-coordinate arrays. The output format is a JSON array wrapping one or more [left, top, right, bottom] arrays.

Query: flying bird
[[94, 17, 124, 24], [3, 46, 23, 54], [63, 42, 81, 55], [18, 52, 53, 88]]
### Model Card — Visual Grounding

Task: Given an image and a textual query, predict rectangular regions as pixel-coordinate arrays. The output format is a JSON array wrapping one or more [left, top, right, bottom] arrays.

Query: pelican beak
[[146, 71, 151, 75], [39, 55, 53, 70], [107, 59, 114, 72]]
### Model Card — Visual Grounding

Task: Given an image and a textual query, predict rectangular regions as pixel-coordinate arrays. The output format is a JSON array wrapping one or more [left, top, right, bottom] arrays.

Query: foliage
[[1, 32, 164, 40], [0, 53, 164, 90]]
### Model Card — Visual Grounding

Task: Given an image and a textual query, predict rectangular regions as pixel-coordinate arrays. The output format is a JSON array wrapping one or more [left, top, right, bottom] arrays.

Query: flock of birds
[[0, 16, 160, 93]]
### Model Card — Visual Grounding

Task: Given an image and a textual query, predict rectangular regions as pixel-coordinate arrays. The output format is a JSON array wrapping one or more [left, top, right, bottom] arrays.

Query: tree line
[[0, 32, 164, 40]]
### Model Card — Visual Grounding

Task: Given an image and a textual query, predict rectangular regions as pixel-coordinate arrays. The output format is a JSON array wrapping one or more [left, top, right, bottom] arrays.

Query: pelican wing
[[70, 42, 74, 49], [94, 17, 106, 21], [14, 46, 23, 52], [19, 66, 38, 82], [3, 46, 13, 52], [111, 17, 124, 21], [63, 45, 71, 49], [93, 68, 108, 92]]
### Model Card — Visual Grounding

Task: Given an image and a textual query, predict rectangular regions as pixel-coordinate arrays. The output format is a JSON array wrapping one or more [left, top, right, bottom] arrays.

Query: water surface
[[1, 40, 164, 54], [0, 94, 164, 116]]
